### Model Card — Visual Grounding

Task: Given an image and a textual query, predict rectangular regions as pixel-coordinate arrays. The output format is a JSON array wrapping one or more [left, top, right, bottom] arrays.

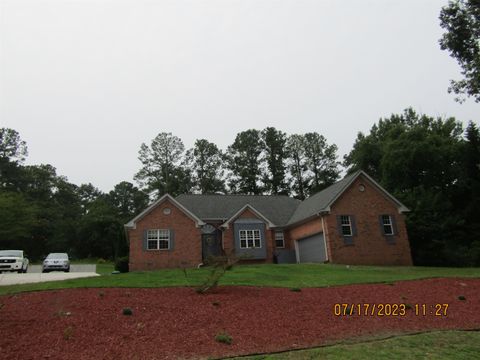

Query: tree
[[108, 181, 149, 220], [135, 132, 190, 197], [303, 132, 340, 193], [0, 128, 28, 163], [0, 128, 28, 191], [261, 127, 289, 195], [77, 183, 103, 214], [439, 0, 480, 102], [344, 108, 475, 266], [77, 196, 123, 259], [286, 134, 309, 200], [0, 191, 37, 250], [184, 139, 225, 194], [226, 129, 264, 194]]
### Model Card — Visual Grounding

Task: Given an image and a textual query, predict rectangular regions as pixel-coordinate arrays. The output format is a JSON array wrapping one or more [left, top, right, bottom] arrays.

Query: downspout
[[321, 215, 329, 262]]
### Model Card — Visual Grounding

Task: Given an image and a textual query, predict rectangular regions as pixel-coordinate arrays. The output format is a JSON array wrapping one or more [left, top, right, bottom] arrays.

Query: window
[[239, 230, 261, 249], [340, 215, 352, 236], [147, 229, 170, 250], [275, 231, 285, 248], [381, 215, 394, 235]]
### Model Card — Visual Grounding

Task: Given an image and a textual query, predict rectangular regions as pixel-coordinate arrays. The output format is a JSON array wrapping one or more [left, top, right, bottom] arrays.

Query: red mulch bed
[[1, 278, 479, 359]]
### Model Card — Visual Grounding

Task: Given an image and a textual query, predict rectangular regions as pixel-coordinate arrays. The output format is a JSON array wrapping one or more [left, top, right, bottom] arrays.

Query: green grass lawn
[[1, 263, 479, 295], [236, 330, 480, 360]]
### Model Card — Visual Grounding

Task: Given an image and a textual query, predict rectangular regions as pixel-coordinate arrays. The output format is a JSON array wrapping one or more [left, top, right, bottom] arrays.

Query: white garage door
[[297, 233, 327, 263]]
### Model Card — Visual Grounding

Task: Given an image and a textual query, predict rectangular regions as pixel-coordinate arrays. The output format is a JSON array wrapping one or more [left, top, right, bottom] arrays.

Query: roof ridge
[[176, 193, 297, 198]]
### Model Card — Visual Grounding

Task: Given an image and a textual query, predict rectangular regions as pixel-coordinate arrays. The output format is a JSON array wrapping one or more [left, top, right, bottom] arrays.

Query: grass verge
[[235, 330, 480, 359], [1, 263, 479, 295]]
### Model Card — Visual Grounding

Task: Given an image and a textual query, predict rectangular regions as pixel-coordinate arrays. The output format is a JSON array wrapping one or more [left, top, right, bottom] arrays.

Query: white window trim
[[340, 215, 353, 237], [239, 229, 262, 249], [147, 229, 170, 251], [275, 231, 285, 248], [382, 215, 394, 235]]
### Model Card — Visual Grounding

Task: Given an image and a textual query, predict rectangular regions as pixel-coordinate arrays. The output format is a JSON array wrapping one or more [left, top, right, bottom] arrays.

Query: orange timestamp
[[333, 303, 449, 317]]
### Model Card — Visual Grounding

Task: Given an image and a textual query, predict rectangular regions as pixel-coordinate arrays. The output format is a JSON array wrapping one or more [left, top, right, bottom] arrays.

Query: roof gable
[[125, 194, 205, 229], [287, 170, 409, 226], [220, 204, 276, 228]]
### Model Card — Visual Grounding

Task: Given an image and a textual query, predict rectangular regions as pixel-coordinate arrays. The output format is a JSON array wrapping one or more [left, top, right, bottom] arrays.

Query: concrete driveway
[[28, 264, 96, 273], [0, 264, 99, 286]]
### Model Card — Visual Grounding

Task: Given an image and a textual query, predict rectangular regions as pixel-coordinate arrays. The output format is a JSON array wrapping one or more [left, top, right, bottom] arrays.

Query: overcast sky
[[1, 0, 478, 192]]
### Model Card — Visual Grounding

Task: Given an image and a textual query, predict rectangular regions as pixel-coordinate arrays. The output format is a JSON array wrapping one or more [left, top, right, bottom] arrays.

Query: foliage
[[0, 191, 37, 249], [286, 133, 340, 199], [0, 128, 28, 163], [184, 139, 225, 194], [215, 332, 233, 345], [226, 129, 264, 194], [261, 127, 289, 195], [195, 252, 241, 294], [285, 134, 309, 199], [345, 108, 480, 266], [439, 0, 480, 102], [115, 256, 130, 273], [303, 132, 340, 193], [122, 307, 133, 316], [108, 181, 149, 220], [135, 132, 191, 197]]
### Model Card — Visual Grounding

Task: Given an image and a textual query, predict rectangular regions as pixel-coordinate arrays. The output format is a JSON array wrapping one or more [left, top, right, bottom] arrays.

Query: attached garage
[[296, 233, 327, 263]]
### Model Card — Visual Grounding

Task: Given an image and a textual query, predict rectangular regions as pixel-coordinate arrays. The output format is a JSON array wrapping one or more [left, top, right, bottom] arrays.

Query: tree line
[[135, 128, 340, 200], [1, 110, 479, 266], [0, 127, 339, 260]]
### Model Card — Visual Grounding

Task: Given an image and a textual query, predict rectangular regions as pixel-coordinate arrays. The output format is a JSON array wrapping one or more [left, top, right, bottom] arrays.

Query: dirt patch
[[0, 278, 479, 359]]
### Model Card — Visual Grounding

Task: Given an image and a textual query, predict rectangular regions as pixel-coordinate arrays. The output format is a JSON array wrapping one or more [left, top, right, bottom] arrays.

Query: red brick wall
[[128, 199, 202, 270], [287, 218, 323, 243], [323, 175, 413, 265]]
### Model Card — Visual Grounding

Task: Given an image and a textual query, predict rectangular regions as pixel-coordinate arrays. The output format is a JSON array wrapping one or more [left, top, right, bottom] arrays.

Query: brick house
[[125, 170, 413, 270]]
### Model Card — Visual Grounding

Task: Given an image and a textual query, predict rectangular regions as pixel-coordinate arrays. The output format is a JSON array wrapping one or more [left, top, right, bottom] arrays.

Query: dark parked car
[[42, 253, 70, 273]]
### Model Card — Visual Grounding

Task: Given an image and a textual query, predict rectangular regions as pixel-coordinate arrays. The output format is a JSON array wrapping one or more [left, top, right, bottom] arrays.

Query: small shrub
[[122, 307, 133, 316], [97, 258, 107, 264], [215, 332, 232, 345], [55, 310, 71, 317], [405, 303, 413, 310], [115, 256, 129, 273], [458, 295, 466, 301], [63, 326, 74, 340], [290, 287, 301, 292], [196, 251, 240, 294]]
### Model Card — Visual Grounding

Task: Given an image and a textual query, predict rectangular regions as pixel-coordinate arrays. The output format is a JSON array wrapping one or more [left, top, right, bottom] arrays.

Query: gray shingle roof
[[286, 171, 360, 225], [126, 170, 408, 229], [175, 194, 301, 226]]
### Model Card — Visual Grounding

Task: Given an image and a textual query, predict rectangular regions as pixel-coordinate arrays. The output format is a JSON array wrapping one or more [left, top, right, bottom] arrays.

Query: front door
[[202, 231, 222, 261]]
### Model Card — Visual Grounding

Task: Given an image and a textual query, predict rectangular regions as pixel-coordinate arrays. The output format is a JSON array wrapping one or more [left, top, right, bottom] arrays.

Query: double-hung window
[[275, 231, 285, 248], [340, 215, 353, 236], [381, 215, 394, 235], [239, 229, 261, 249], [147, 229, 170, 250]]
